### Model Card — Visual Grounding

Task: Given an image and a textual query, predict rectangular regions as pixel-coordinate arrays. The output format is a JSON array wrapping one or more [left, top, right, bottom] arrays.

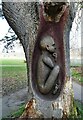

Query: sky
[[0, 17, 25, 59], [0, 18, 10, 40], [70, 7, 81, 49], [0, 1, 10, 39]]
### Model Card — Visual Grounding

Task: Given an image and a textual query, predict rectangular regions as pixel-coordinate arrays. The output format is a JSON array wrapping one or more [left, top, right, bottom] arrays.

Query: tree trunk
[[2, 2, 78, 119]]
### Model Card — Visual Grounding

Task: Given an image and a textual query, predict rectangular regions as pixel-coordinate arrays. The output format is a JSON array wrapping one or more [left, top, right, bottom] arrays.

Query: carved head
[[40, 36, 56, 53]]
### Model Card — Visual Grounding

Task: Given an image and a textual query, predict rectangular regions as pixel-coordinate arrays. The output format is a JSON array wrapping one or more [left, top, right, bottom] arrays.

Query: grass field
[[0, 59, 26, 65], [71, 66, 83, 84], [0, 59, 27, 96]]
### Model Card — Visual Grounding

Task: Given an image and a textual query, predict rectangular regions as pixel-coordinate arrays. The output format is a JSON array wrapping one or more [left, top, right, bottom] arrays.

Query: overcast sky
[[0, 0, 10, 40], [0, 13, 25, 58], [0, 18, 10, 39]]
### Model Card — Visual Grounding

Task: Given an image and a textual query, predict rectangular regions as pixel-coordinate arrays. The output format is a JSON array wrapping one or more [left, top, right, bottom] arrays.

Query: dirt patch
[[2, 78, 27, 96]]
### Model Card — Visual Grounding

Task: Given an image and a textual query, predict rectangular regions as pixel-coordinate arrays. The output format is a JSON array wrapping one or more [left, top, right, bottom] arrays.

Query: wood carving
[[32, 3, 69, 100]]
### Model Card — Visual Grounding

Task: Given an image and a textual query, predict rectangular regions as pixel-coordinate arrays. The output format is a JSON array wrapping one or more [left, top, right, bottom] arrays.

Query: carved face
[[46, 39, 56, 53], [40, 36, 56, 53]]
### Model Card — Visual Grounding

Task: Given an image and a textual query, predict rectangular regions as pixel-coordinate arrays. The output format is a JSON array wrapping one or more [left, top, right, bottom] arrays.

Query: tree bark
[[2, 2, 78, 119]]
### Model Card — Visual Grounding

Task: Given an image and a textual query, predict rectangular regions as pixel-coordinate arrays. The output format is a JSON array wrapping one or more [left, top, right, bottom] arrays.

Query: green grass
[[69, 100, 83, 119], [2, 66, 27, 78], [0, 58, 27, 79], [0, 59, 27, 119], [0, 59, 26, 65], [2, 104, 25, 119], [1, 59, 27, 95], [1, 59, 27, 81], [10, 104, 25, 118], [75, 100, 83, 119], [71, 67, 83, 83]]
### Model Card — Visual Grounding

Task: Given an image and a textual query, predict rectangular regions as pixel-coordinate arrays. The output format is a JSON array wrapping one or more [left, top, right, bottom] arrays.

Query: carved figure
[[37, 36, 60, 94]]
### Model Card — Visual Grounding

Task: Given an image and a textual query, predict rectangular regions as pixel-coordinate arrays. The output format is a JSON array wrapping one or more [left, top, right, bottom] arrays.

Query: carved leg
[[39, 65, 60, 94]]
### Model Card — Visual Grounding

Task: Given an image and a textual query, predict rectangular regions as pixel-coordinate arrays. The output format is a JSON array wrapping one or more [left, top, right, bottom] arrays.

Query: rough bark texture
[[2, 2, 78, 119]]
